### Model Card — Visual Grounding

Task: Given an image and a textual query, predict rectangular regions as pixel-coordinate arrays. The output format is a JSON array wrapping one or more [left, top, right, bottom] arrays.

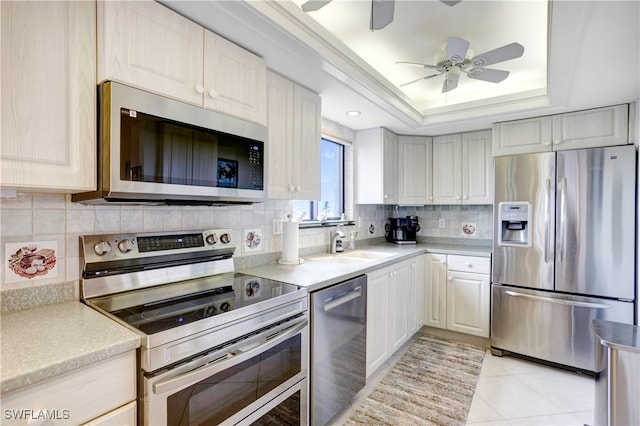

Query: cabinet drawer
[[2, 351, 136, 425], [447, 255, 490, 274]]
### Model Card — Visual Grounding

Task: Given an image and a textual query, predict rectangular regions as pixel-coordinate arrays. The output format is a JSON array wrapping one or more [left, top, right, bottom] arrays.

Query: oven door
[[144, 315, 308, 426]]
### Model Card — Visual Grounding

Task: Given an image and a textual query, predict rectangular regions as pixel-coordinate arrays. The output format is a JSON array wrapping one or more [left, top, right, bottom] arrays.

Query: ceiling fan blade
[[370, 0, 395, 31], [470, 42, 524, 68], [301, 0, 333, 12], [467, 68, 510, 83], [446, 37, 470, 64], [442, 70, 460, 93], [400, 72, 443, 87], [395, 61, 438, 70], [440, 0, 463, 6]]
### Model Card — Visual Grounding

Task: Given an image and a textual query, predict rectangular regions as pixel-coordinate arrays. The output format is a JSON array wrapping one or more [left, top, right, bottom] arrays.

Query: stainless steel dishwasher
[[310, 275, 367, 426]]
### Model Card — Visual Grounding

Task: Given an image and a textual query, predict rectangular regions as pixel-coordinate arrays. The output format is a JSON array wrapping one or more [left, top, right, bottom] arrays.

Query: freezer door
[[491, 284, 634, 372], [493, 152, 555, 290], [555, 146, 636, 299]]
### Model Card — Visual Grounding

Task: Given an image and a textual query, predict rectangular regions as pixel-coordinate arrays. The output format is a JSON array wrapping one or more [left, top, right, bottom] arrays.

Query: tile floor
[[334, 329, 595, 426], [467, 349, 594, 425]]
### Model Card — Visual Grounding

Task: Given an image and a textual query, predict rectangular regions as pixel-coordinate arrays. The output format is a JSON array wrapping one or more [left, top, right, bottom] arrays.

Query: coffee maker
[[385, 216, 420, 244]]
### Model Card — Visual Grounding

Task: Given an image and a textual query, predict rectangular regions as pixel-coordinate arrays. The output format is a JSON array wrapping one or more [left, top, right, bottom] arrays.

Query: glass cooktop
[[89, 273, 302, 335]]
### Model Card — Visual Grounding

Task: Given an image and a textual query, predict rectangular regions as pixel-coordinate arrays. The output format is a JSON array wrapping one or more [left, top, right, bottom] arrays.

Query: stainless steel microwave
[[72, 81, 267, 205]]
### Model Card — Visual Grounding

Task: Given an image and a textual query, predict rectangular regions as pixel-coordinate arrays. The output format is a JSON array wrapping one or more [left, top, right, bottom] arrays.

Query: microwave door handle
[[152, 319, 307, 395]]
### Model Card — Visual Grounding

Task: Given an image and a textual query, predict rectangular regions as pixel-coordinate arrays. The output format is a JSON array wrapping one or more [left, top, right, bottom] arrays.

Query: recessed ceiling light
[[346, 110, 361, 117]]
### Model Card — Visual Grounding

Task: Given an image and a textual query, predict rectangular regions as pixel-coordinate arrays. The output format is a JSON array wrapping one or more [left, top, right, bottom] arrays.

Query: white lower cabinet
[[424, 254, 491, 338], [366, 255, 425, 378], [2, 352, 137, 425]]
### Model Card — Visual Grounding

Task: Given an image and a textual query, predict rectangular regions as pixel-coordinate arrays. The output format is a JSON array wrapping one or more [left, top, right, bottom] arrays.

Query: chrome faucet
[[329, 224, 346, 254]]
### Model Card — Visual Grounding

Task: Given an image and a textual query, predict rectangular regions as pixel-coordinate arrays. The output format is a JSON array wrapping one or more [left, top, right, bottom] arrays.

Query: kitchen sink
[[340, 250, 393, 260], [307, 250, 395, 264]]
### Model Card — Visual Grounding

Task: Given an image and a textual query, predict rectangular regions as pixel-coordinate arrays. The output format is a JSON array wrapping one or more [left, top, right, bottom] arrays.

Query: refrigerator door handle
[[559, 177, 568, 263], [544, 178, 552, 263], [504, 290, 612, 309]]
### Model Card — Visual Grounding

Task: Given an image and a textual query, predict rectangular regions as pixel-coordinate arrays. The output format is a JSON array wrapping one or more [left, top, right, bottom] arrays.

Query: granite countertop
[[238, 242, 492, 292], [592, 319, 640, 354], [0, 301, 141, 394]]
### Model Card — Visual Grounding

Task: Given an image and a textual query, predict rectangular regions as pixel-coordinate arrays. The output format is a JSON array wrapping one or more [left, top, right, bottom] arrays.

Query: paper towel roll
[[281, 221, 299, 263]]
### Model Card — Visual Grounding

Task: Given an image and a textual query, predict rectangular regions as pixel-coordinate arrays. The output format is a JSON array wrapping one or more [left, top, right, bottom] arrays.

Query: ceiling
[[162, 0, 639, 136], [291, 0, 548, 113]]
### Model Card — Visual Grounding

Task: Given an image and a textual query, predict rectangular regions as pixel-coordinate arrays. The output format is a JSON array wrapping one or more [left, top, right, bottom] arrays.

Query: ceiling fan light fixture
[[471, 57, 487, 67]]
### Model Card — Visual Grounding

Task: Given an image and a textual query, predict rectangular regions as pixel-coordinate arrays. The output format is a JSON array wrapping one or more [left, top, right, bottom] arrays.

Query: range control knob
[[205, 234, 217, 246], [118, 239, 135, 253], [220, 233, 231, 244], [93, 241, 112, 256]]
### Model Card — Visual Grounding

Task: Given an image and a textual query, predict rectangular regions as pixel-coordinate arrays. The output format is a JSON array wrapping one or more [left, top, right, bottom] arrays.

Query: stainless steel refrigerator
[[491, 145, 636, 373]]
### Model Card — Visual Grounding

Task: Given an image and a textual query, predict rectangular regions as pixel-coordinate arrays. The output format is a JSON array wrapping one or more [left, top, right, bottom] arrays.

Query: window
[[292, 138, 344, 222]]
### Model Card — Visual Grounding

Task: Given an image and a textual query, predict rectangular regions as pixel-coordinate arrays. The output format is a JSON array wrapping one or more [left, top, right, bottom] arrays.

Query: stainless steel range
[[80, 229, 309, 426]]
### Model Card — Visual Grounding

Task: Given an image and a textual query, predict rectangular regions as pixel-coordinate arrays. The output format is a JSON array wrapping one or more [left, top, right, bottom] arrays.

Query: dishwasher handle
[[324, 286, 362, 312]]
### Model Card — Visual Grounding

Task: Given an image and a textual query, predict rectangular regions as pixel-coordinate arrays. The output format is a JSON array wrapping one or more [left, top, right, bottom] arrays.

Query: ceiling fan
[[397, 37, 525, 93], [301, 0, 462, 30]]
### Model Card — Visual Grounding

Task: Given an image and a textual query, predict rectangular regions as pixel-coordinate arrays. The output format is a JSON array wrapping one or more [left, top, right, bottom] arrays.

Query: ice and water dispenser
[[498, 202, 532, 247]]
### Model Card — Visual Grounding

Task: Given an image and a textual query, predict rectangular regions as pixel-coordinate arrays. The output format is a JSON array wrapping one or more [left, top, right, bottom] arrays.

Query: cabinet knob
[[455, 195, 461, 200], [289, 185, 295, 191], [463, 195, 469, 200], [553, 140, 560, 145], [448, 276, 452, 281], [544, 141, 552, 146], [440, 260, 446, 264], [195, 84, 205, 94], [465, 262, 472, 267], [384, 194, 388, 199], [429, 196, 434, 200], [209, 89, 218, 98]]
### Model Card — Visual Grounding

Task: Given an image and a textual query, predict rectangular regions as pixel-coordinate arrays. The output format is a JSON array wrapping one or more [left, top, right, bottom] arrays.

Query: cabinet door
[[552, 104, 629, 151], [366, 269, 390, 378], [203, 30, 267, 125], [492, 116, 553, 156], [462, 130, 493, 204], [291, 85, 321, 200], [446, 271, 490, 337], [408, 255, 426, 334], [398, 136, 433, 205], [432, 134, 462, 204], [381, 129, 398, 204], [98, 1, 203, 106], [266, 71, 294, 199], [424, 254, 447, 329], [1, 1, 96, 191], [354, 128, 398, 204], [389, 262, 411, 353]]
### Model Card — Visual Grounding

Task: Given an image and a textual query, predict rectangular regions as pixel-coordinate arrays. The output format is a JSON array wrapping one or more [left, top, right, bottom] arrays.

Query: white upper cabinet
[[433, 130, 493, 205], [1, 1, 96, 191], [266, 71, 321, 200], [493, 104, 629, 156], [203, 31, 267, 125], [98, 1, 266, 125], [355, 128, 398, 204], [397, 135, 433, 205]]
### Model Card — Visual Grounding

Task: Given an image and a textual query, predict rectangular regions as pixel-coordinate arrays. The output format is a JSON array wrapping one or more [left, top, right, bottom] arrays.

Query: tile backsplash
[[0, 192, 492, 307]]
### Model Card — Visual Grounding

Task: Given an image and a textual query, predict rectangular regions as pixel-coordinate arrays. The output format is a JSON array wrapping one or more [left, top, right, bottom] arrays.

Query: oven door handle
[[152, 318, 308, 395]]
